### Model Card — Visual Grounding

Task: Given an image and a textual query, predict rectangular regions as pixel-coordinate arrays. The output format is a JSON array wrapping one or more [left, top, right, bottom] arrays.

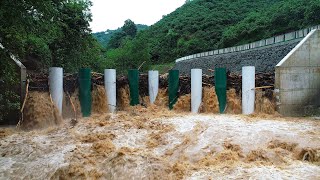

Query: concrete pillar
[[104, 69, 116, 113], [148, 70, 159, 104], [191, 69, 202, 113], [242, 66, 255, 115], [49, 67, 63, 114]]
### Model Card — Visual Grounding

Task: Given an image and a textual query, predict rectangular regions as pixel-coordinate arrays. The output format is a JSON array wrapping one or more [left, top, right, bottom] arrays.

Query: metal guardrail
[[175, 25, 320, 62]]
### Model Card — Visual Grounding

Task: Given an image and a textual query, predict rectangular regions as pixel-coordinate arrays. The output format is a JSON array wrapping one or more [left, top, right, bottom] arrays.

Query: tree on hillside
[[107, 19, 138, 49], [107, 31, 127, 49], [123, 19, 138, 37]]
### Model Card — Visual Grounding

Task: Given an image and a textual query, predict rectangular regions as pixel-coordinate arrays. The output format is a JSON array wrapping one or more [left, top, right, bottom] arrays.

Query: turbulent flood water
[[0, 109, 319, 179]]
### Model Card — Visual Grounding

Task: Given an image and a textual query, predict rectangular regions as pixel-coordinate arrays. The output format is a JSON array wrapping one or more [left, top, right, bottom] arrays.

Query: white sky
[[89, 0, 185, 32]]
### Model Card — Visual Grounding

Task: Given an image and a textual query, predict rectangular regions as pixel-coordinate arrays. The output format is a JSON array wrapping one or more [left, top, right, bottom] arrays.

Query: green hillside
[[140, 0, 320, 63], [93, 24, 148, 47]]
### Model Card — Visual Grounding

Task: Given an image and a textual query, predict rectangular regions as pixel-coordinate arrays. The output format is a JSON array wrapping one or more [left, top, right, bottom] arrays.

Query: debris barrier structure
[[128, 69, 140, 106], [169, 70, 179, 110], [49, 67, 63, 115], [79, 68, 92, 117], [104, 69, 116, 113], [191, 69, 202, 113], [242, 66, 255, 115], [148, 70, 159, 104], [215, 68, 227, 113], [276, 29, 320, 116]]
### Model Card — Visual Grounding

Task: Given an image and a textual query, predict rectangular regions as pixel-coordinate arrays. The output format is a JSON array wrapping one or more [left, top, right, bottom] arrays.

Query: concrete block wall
[[275, 30, 320, 116]]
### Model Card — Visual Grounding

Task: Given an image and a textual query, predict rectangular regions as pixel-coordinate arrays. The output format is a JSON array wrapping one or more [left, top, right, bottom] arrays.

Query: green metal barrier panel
[[79, 68, 92, 117], [215, 68, 227, 113], [169, 70, 179, 110], [128, 69, 140, 106]]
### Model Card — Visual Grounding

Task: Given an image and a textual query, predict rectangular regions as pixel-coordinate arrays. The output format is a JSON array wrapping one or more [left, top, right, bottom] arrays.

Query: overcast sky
[[89, 0, 185, 32]]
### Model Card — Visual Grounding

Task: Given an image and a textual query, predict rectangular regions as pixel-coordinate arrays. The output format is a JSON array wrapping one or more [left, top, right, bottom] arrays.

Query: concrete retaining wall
[[173, 40, 300, 75], [275, 30, 320, 116]]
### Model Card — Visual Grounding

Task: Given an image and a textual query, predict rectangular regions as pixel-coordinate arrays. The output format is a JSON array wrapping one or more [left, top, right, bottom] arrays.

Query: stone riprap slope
[[173, 41, 300, 76]]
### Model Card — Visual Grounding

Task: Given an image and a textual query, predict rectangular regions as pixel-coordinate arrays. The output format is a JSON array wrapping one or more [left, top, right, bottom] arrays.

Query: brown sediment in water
[[172, 161, 193, 179], [268, 139, 298, 152], [91, 139, 116, 155], [117, 85, 130, 111], [154, 88, 169, 108], [106, 81, 276, 116], [118, 106, 176, 131], [92, 85, 108, 114], [77, 113, 111, 128], [294, 148, 320, 164], [62, 90, 82, 119], [100, 149, 178, 179], [197, 141, 244, 167], [51, 163, 102, 179], [80, 133, 116, 143], [140, 96, 150, 107], [226, 88, 242, 114], [173, 94, 191, 112], [245, 149, 270, 162], [255, 89, 276, 114], [200, 87, 219, 113], [223, 140, 244, 157], [51, 142, 106, 179], [146, 132, 167, 148], [56, 145, 179, 180], [173, 87, 240, 114], [2, 111, 320, 179], [164, 122, 206, 161], [0, 128, 15, 138], [145, 118, 175, 149], [21, 91, 63, 130], [197, 149, 240, 167]]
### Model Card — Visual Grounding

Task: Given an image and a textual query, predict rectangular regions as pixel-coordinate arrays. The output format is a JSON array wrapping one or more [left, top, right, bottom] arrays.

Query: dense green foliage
[[92, 24, 148, 47], [220, 0, 320, 47], [106, 35, 151, 74], [104, 20, 151, 74], [0, 0, 105, 123], [0, 50, 19, 123], [107, 20, 138, 50], [0, 0, 105, 72], [138, 0, 320, 63]]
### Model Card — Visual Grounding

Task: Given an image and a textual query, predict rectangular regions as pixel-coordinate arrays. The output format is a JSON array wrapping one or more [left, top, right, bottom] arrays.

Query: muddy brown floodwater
[[0, 107, 319, 179]]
